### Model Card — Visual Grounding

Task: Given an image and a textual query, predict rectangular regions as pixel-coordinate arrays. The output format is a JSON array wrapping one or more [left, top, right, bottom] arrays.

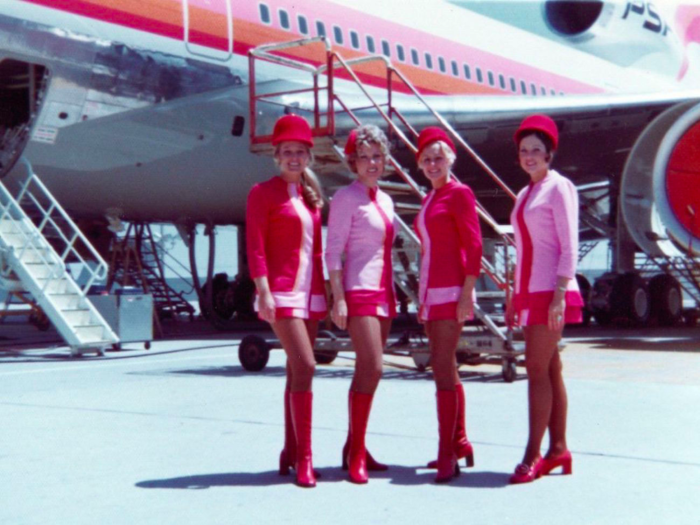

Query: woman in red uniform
[[414, 127, 483, 483], [508, 115, 583, 484], [246, 114, 327, 488], [326, 125, 395, 483]]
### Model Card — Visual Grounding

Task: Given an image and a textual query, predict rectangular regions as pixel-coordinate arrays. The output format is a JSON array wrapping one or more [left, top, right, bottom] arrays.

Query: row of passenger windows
[[259, 4, 564, 96]]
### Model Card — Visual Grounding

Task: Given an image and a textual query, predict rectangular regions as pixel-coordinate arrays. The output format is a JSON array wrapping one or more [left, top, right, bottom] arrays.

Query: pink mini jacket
[[510, 170, 583, 313], [325, 181, 396, 315]]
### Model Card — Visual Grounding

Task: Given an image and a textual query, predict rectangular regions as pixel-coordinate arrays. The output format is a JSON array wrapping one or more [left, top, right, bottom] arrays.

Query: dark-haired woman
[[508, 114, 583, 484]]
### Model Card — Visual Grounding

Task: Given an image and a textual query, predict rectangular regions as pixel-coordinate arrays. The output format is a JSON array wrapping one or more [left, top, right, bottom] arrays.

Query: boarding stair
[[0, 158, 118, 355], [107, 222, 195, 323], [248, 37, 523, 367]]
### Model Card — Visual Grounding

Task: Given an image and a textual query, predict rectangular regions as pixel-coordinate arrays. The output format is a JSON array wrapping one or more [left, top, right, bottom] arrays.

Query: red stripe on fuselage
[[23, 0, 184, 39]]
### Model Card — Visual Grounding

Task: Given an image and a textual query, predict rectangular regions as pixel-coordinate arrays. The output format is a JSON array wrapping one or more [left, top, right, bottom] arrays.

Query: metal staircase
[[107, 222, 195, 323], [248, 37, 519, 345], [0, 158, 118, 355]]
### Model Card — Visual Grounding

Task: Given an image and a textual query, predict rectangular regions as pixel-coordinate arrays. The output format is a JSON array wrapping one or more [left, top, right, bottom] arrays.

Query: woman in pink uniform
[[414, 127, 483, 483], [326, 125, 395, 484], [508, 114, 583, 484], [246, 114, 327, 488]]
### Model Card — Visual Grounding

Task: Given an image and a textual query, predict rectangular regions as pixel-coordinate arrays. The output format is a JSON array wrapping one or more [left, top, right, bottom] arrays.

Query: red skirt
[[514, 290, 583, 327]]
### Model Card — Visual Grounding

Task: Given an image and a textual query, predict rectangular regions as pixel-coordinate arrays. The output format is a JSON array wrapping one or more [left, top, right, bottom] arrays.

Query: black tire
[[238, 335, 270, 372], [611, 273, 650, 325], [314, 350, 338, 365], [314, 330, 338, 364], [649, 274, 683, 326]]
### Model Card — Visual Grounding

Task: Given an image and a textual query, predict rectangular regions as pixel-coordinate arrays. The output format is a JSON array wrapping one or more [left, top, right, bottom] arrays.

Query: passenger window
[[463, 64, 471, 80], [499, 74, 505, 89], [316, 21, 326, 37], [451, 60, 458, 76], [350, 30, 360, 49], [411, 48, 420, 65], [366, 36, 376, 53], [298, 15, 308, 35], [381, 40, 391, 57], [510, 78, 517, 92], [333, 26, 344, 45], [541, 86, 546, 95], [476, 68, 483, 83], [279, 9, 290, 30], [425, 53, 433, 69], [438, 57, 446, 73], [487, 71, 494, 86], [397, 44, 406, 62], [551, 89, 556, 96], [259, 4, 271, 24], [520, 81, 527, 94], [530, 83, 537, 95]]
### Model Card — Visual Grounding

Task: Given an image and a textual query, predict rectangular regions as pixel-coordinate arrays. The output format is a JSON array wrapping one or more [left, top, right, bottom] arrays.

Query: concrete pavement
[[1, 323, 699, 524]]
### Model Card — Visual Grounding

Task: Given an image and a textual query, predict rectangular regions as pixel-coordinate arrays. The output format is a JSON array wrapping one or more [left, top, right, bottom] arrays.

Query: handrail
[[14, 158, 109, 293], [386, 66, 517, 201], [248, 37, 518, 292]]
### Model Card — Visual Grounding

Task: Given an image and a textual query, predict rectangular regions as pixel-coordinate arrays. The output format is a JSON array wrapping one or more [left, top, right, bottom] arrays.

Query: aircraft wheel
[[612, 273, 650, 325], [238, 335, 270, 372], [649, 274, 683, 326]]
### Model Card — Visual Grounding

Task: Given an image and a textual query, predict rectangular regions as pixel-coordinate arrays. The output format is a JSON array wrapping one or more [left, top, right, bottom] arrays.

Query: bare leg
[[426, 319, 461, 392], [546, 348, 568, 458], [272, 318, 317, 392], [348, 316, 390, 394], [521, 324, 562, 466]]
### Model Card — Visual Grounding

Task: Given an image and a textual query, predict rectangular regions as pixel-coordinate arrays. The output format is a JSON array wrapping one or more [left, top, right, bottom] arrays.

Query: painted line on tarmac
[[0, 348, 238, 376]]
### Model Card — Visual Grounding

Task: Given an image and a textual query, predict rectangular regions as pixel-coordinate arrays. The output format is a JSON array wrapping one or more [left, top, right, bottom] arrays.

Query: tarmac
[[1, 317, 700, 525]]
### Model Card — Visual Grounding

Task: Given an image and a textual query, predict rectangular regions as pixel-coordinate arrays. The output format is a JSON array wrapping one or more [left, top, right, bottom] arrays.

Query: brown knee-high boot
[[290, 391, 316, 488]]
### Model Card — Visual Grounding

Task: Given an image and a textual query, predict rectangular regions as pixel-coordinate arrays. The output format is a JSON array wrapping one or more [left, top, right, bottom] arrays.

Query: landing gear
[[591, 272, 651, 326]]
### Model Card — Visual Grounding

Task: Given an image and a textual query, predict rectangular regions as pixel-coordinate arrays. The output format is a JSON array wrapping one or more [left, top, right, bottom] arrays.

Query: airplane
[[1, 0, 700, 333]]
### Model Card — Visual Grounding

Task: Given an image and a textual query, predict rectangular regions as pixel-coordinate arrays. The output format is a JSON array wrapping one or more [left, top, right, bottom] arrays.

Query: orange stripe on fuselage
[[233, 18, 500, 95]]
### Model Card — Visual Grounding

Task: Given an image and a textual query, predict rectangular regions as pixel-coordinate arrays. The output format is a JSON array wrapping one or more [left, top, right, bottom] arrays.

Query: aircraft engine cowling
[[543, 0, 684, 74], [620, 100, 700, 257]]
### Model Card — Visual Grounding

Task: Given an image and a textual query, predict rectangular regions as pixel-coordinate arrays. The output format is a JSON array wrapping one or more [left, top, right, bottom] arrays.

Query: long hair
[[300, 167, 325, 209]]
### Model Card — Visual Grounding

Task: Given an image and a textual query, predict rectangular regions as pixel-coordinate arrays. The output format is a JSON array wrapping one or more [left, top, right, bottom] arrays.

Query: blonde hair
[[346, 124, 391, 173], [273, 144, 325, 209], [418, 140, 456, 169]]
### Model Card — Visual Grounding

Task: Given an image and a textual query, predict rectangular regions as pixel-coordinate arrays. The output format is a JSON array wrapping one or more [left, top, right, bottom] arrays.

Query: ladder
[[248, 37, 518, 341], [0, 158, 118, 356], [107, 222, 195, 323]]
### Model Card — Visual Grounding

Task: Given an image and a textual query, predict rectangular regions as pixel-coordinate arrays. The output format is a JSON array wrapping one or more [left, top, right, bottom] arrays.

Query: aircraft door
[[184, 0, 232, 61]]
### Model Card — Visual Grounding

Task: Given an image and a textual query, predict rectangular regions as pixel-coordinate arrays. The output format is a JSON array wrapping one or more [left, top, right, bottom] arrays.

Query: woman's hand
[[331, 298, 348, 330], [548, 296, 566, 331], [257, 289, 276, 324], [457, 293, 474, 323]]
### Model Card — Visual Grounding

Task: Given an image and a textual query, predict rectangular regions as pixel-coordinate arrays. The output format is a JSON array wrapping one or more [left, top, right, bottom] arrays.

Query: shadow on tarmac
[[135, 466, 510, 489], [163, 365, 525, 384]]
